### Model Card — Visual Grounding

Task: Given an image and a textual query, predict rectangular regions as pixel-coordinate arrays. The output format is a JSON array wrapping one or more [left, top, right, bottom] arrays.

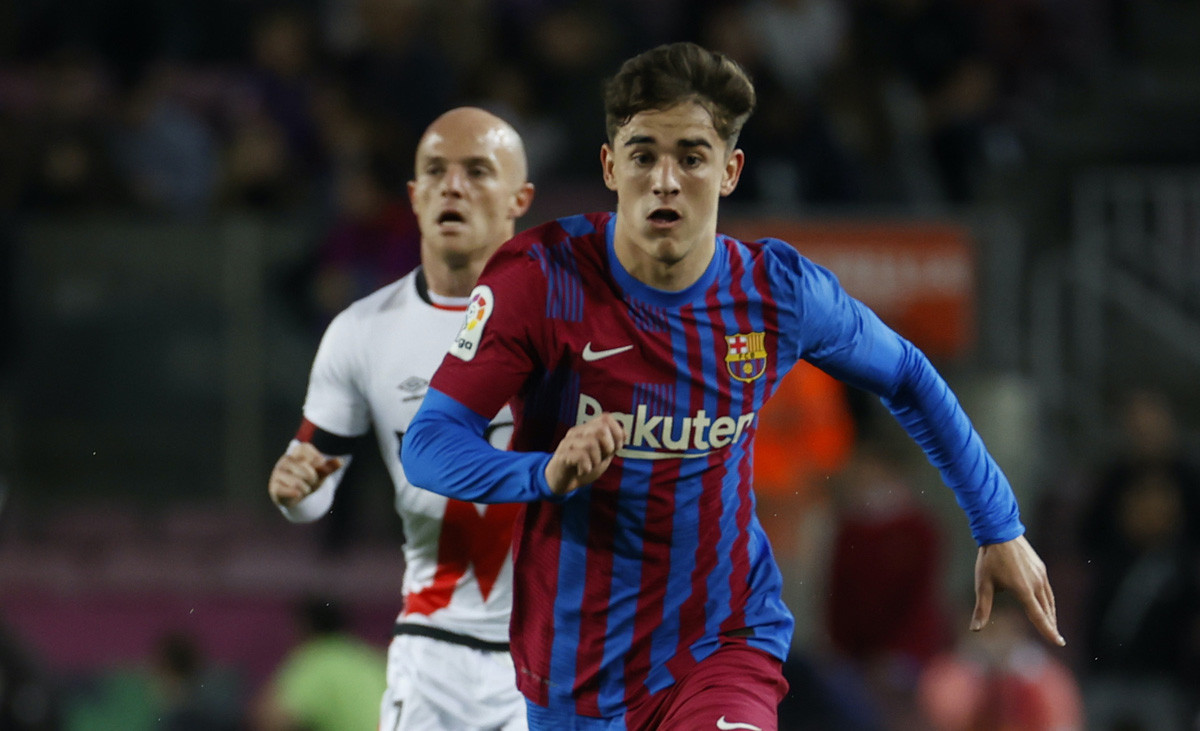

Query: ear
[[719, 148, 745, 197], [509, 182, 536, 219], [601, 144, 618, 192], [407, 179, 417, 209]]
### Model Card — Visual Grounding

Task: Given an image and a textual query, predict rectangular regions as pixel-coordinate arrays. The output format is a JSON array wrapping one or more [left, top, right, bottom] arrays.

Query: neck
[[421, 249, 491, 298], [613, 224, 715, 292]]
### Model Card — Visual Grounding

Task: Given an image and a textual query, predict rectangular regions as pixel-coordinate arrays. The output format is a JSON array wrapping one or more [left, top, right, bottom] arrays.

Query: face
[[409, 109, 534, 266], [602, 101, 743, 287]]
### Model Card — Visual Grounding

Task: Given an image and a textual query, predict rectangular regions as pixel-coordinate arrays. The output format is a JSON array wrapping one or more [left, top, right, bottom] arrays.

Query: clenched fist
[[544, 414, 627, 496], [268, 442, 343, 508]]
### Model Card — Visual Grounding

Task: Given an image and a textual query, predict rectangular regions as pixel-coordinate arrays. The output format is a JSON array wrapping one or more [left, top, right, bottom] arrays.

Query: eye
[[631, 151, 654, 166], [468, 164, 491, 178], [424, 164, 445, 177], [683, 153, 704, 168]]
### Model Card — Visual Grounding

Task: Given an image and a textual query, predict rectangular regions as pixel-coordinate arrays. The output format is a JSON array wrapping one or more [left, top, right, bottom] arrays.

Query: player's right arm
[[268, 440, 344, 511], [404, 227, 617, 502], [405, 394, 625, 501], [268, 307, 370, 522]]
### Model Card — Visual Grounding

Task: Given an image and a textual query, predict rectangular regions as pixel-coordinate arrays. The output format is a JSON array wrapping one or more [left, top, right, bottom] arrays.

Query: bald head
[[408, 107, 535, 296], [416, 106, 529, 188]]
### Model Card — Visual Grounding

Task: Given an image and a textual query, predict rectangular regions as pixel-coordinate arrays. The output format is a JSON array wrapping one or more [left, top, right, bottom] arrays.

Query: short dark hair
[[603, 42, 756, 149]]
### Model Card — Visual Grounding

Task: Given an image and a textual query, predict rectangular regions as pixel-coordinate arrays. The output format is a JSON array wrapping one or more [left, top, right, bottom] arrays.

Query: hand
[[544, 414, 626, 496], [971, 534, 1065, 646], [268, 442, 343, 508]]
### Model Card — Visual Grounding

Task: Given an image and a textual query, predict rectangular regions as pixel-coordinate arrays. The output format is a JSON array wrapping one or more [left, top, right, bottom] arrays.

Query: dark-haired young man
[[403, 43, 1061, 730]]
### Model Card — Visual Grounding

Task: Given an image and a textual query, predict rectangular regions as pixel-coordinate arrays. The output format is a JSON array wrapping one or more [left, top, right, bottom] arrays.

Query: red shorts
[[625, 643, 789, 731]]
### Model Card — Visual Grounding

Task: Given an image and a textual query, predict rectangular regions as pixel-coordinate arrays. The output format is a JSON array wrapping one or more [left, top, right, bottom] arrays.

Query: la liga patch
[[450, 285, 494, 361]]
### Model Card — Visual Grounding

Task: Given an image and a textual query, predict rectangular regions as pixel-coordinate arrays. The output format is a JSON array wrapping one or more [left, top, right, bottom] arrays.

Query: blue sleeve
[[403, 388, 561, 504], [786, 250, 1024, 545]]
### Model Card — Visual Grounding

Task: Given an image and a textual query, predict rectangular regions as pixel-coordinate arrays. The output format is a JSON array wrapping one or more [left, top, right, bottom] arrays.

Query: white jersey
[[286, 267, 517, 644]]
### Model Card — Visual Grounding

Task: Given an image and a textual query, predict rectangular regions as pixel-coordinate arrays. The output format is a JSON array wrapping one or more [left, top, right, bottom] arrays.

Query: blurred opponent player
[[267, 107, 534, 730], [402, 44, 1062, 730]]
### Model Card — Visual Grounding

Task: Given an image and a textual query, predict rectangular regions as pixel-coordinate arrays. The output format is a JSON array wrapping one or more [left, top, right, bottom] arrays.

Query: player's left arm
[[788, 251, 1063, 646]]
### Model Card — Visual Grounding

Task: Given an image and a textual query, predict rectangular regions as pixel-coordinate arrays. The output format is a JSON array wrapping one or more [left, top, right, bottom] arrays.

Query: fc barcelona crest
[[725, 332, 768, 382]]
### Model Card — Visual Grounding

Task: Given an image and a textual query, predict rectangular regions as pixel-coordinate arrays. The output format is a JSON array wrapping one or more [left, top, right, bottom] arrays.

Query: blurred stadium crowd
[[0, 0, 1114, 220], [2, 0, 1199, 730]]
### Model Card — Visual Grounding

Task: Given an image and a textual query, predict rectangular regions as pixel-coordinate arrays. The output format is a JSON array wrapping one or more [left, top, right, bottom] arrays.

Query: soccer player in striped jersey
[[403, 43, 1062, 731], [267, 107, 535, 731]]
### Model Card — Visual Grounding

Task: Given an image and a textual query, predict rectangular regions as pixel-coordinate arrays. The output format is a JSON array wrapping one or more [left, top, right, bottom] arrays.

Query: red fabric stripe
[[752, 244, 783, 393], [513, 501, 562, 707]]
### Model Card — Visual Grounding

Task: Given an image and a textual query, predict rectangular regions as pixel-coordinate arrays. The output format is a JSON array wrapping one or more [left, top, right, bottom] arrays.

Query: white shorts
[[379, 633, 528, 731]]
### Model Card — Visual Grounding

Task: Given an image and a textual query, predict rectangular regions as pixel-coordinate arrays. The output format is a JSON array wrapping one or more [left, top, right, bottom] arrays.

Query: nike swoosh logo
[[581, 342, 633, 362], [716, 718, 762, 731]]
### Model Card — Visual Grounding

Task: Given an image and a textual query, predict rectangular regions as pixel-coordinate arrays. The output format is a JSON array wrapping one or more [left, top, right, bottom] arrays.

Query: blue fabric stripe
[[558, 213, 597, 239], [559, 371, 581, 425], [540, 239, 584, 323], [596, 456, 651, 713], [644, 308, 695, 694], [527, 698, 626, 730]]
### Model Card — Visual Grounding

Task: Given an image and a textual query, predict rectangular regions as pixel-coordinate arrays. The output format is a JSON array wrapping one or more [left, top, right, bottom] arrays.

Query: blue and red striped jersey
[[403, 212, 1023, 719]]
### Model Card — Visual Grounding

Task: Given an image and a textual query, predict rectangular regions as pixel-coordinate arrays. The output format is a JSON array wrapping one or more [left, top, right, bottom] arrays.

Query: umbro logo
[[716, 717, 761, 731], [398, 376, 428, 401], [581, 342, 633, 362]]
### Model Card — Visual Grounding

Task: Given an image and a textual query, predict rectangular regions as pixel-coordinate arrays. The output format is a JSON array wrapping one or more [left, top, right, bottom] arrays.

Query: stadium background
[[1, 0, 1198, 728]]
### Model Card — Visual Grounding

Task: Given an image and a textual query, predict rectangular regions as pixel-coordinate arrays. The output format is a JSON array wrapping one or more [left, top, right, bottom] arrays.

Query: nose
[[441, 164, 468, 196], [651, 158, 680, 198]]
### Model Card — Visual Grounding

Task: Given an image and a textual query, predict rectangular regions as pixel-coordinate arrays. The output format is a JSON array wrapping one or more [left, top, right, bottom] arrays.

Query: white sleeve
[[302, 308, 373, 438], [279, 310, 370, 523]]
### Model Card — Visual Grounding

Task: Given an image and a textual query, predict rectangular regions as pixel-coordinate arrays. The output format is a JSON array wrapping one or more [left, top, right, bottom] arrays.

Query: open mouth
[[648, 209, 681, 224], [437, 211, 466, 224]]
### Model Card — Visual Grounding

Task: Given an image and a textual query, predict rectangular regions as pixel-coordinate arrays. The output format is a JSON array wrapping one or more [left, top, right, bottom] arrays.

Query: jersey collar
[[604, 214, 723, 308]]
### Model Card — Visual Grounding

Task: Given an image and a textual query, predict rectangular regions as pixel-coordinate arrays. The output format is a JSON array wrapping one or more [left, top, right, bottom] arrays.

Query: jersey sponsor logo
[[576, 393, 754, 460], [725, 332, 768, 382], [716, 717, 762, 731], [581, 342, 634, 362], [449, 285, 495, 361]]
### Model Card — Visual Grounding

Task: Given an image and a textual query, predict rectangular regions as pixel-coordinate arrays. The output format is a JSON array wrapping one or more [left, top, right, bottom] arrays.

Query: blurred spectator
[[108, 63, 220, 216], [823, 441, 952, 726], [306, 158, 421, 326], [0, 616, 60, 730], [65, 631, 241, 730], [251, 598, 386, 731], [1082, 387, 1200, 552], [217, 8, 328, 212], [338, 0, 455, 149], [851, 0, 1003, 204], [18, 50, 128, 212], [146, 632, 243, 731], [466, 61, 568, 184], [744, 0, 849, 102], [1077, 388, 1200, 730], [701, 3, 865, 208], [245, 8, 325, 180], [516, 3, 623, 182], [918, 598, 1084, 731]]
